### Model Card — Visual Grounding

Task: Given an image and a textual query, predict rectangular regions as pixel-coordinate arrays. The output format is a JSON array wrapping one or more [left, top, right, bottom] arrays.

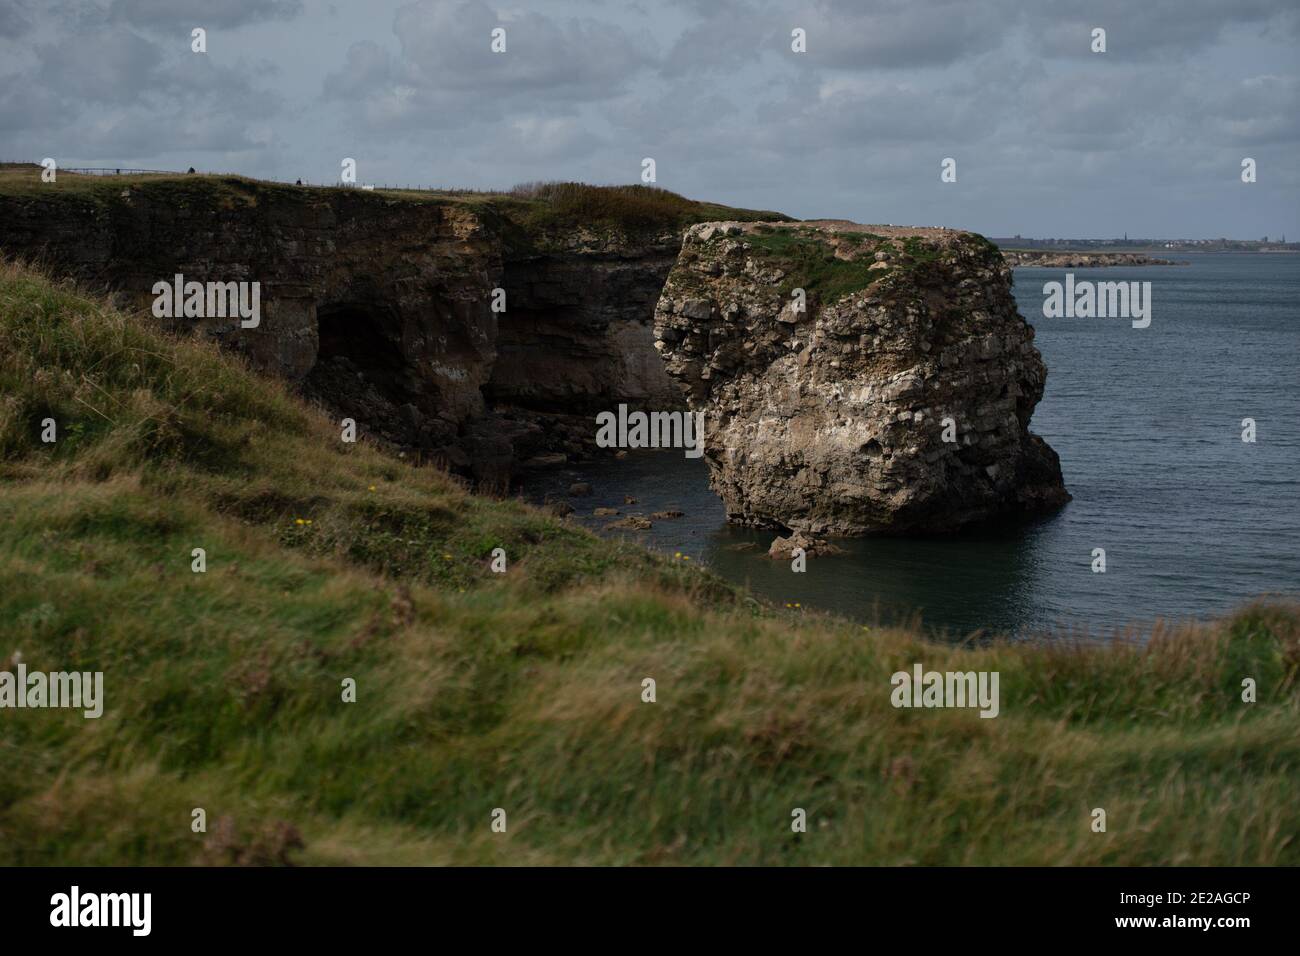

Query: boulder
[[606, 515, 652, 531], [767, 532, 846, 559]]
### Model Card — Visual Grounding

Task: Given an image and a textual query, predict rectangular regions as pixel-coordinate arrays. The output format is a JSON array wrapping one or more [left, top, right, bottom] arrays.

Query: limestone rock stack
[[653, 221, 1070, 534]]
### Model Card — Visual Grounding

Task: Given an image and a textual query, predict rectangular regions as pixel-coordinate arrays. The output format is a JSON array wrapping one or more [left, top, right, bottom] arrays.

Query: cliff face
[[484, 229, 685, 468], [653, 221, 1069, 534], [489, 231, 682, 413], [2, 178, 505, 471], [0, 173, 703, 483]]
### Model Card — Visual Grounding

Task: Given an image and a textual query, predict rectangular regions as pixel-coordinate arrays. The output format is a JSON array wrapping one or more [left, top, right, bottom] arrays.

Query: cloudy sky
[[2, 0, 1297, 238]]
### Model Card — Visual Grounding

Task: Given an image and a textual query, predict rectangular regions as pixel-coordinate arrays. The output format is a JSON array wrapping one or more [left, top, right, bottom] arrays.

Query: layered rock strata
[[0, 173, 690, 483], [653, 221, 1070, 534]]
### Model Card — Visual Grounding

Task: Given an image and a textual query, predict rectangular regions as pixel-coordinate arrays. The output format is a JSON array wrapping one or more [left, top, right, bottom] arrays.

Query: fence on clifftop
[[0, 160, 515, 196]]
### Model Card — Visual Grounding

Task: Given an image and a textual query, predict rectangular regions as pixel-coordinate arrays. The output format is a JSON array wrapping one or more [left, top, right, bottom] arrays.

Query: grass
[[0, 162, 490, 201], [731, 227, 1002, 310], [503, 181, 792, 235], [0, 164, 792, 246], [0, 258, 1297, 865], [740, 226, 894, 304]]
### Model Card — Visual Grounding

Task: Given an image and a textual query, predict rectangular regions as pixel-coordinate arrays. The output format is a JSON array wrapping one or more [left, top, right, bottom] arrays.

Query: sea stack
[[653, 220, 1070, 534]]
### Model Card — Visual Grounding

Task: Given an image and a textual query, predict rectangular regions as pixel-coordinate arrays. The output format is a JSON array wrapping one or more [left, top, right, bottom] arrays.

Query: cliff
[[0, 166, 1068, 533], [654, 221, 1069, 534], [0, 166, 786, 484]]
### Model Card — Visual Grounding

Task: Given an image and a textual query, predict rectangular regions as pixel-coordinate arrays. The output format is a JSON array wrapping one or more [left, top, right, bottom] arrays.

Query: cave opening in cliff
[[304, 302, 408, 407]]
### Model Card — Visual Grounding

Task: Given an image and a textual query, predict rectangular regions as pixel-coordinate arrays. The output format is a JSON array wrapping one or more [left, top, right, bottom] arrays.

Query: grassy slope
[[0, 259, 1297, 866]]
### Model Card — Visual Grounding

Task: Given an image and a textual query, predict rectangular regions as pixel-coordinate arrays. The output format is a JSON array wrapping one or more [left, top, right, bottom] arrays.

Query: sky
[[1, 0, 1297, 238]]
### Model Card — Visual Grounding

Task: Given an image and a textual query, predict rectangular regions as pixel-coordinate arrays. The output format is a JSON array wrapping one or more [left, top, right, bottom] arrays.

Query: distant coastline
[[1001, 250, 1186, 268], [992, 236, 1297, 255]]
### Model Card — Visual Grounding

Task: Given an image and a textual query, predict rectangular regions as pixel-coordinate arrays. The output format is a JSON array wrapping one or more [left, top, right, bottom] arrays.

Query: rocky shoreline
[[1001, 250, 1186, 267]]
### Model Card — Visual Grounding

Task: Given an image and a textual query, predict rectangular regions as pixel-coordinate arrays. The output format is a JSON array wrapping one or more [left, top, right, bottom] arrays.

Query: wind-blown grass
[[0, 164, 792, 238], [0, 259, 1296, 865], [506, 181, 792, 234]]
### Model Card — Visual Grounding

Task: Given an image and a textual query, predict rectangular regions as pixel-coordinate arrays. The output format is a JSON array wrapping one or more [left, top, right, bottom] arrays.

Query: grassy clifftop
[[0, 259, 1297, 865], [0, 164, 792, 245]]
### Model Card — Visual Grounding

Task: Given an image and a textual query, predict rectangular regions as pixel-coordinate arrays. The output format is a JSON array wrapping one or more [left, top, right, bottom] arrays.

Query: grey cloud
[[799, 0, 1014, 70], [107, 0, 304, 31], [659, 1, 784, 75], [323, 0, 655, 135], [33, 28, 162, 103], [0, 8, 284, 163], [747, 70, 998, 154], [390, 0, 653, 97], [0, 0, 35, 38], [1199, 74, 1300, 147], [1031, 0, 1300, 60]]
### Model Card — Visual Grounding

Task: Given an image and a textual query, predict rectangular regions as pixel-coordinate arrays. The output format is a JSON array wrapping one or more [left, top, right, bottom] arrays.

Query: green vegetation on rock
[[742, 226, 892, 305]]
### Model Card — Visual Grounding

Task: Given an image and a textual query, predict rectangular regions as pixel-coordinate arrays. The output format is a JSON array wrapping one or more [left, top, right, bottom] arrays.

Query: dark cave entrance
[[310, 302, 406, 392], [301, 301, 414, 433]]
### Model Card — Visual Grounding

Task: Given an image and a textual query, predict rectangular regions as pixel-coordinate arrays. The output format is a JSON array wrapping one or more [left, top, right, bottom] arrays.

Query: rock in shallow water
[[653, 221, 1070, 535], [606, 515, 652, 531], [768, 532, 846, 559]]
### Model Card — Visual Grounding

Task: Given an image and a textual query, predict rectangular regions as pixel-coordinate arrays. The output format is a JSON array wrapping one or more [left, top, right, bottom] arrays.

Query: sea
[[524, 253, 1300, 639]]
